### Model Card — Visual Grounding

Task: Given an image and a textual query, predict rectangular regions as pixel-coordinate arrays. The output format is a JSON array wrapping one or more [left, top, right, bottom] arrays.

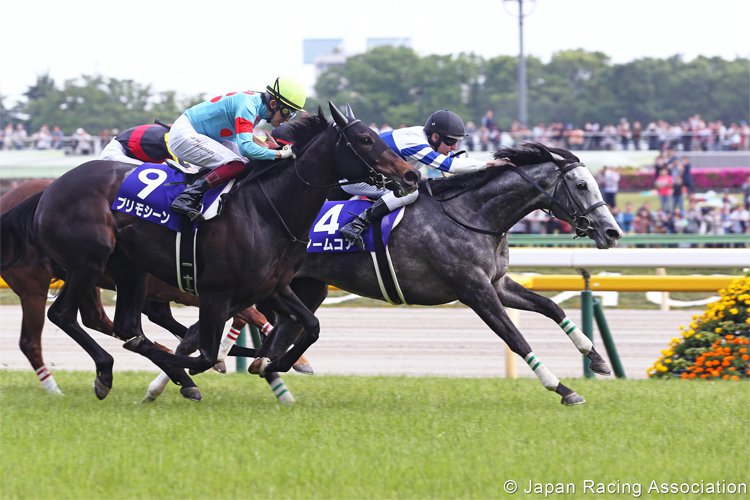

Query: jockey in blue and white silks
[[168, 76, 307, 221], [339, 109, 507, 248]]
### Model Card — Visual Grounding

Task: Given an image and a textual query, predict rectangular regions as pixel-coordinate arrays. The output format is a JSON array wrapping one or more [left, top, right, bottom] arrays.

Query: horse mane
[[235, 107, 330, 182], [285, 107, 329, 155], [426, 142, 578, 197]]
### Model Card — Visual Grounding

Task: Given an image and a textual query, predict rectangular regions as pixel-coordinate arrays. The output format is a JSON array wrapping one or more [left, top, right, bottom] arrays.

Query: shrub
[[648, 275, 750, 380]]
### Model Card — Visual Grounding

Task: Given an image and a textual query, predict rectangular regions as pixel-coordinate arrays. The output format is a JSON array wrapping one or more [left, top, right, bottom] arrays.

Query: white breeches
[[168, 114, 247, 168], [341, 182, 419, 211]]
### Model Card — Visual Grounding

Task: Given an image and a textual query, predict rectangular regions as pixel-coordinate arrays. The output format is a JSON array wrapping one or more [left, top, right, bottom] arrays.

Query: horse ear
[[344, 104, 356, 120], [329, 101, 347, 128]]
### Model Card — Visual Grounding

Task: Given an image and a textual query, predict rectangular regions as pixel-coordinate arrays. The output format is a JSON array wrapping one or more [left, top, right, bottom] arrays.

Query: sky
[[2, 0, 748, 107]]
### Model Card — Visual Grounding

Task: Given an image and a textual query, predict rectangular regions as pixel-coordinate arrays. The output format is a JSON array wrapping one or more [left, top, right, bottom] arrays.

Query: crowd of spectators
[[460, 113, 750, 153], [0, 124, 107, 155]]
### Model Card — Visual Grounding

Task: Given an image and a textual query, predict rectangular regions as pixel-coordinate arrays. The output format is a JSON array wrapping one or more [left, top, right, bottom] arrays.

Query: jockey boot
[[170, 177, 212, 221], [339, 198, 390, 249], [171, 161, 246, 221]]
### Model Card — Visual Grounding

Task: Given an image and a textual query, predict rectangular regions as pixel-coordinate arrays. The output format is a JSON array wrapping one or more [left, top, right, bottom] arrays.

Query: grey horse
[[256, 142, 623, 404]]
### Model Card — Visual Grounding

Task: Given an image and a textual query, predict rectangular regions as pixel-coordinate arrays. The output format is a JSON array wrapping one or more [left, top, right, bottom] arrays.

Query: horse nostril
[[405, 170, 421, 185], [606, 228, 622, 240]]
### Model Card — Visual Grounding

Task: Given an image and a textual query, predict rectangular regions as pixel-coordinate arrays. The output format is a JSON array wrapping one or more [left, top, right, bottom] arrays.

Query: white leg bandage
[[525, 352, 560, 390], [36, 365, 62, 395], [559, 317, 593, 354], [217, 327, 241, 361]]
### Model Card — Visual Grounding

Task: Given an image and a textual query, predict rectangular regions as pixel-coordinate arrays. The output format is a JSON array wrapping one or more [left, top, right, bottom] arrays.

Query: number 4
[[313, 204, 344, 234]]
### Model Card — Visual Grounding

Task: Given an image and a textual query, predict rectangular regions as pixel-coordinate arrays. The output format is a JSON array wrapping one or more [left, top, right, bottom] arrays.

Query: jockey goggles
[[279, 105, 297, 119], [440, 135, 460, 146]]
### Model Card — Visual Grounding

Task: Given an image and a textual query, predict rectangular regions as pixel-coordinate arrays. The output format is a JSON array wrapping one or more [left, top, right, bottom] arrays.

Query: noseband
[[513, 161, 607, 237]]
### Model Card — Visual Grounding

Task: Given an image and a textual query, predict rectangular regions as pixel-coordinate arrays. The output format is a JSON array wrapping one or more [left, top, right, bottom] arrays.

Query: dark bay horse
[[1, 102, 420, 399], [0, 179, 306, 398], [255, 143, 623, 405]]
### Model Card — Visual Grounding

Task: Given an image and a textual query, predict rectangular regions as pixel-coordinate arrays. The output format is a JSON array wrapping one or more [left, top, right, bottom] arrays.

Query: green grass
[[1, 372, 747, 499]]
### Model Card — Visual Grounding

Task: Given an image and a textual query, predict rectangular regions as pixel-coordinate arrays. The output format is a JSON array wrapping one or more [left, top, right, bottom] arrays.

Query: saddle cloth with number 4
[[307, 200, 404, 253]]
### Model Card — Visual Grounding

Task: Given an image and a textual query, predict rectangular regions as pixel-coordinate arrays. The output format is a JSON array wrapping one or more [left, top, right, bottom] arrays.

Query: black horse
[[254, 143, 623, 405], [1, 103, 420, 399]]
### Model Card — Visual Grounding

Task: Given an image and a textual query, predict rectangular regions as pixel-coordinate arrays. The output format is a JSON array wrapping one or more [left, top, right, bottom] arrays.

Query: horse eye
[[576, 181, 588, 190], [359, 135, 374, 146]]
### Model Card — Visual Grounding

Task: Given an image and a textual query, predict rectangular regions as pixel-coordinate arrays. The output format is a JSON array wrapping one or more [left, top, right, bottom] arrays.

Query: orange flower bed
[[648, 275, 749, 380]]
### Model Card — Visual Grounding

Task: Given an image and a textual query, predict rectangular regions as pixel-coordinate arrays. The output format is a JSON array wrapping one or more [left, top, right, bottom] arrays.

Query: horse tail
[[0, 192, 44, 270]]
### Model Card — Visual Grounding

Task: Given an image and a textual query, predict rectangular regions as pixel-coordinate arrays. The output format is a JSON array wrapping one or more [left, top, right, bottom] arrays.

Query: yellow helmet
[[266, 76, 307, 111]]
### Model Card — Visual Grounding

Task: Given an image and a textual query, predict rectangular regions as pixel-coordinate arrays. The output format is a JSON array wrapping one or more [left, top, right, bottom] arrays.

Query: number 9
[[136, 168, 168, 200]]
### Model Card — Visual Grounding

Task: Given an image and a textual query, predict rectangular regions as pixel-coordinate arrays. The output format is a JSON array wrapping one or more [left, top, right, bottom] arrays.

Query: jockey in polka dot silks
[[168, 76, 307, 221]]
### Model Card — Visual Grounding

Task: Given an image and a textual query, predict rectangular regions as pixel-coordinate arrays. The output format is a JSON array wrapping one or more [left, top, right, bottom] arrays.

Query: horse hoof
[[292, 362, 314, 375], [561, 392, 586, 406], [589, 361, 612, 376], [249, 357, 270, 376], [278, 391, 296, 406], [93, 378, 111, 400], [142, 392, 158, 404], [212, 360, 227, 374], [180, 387, 203, 401]]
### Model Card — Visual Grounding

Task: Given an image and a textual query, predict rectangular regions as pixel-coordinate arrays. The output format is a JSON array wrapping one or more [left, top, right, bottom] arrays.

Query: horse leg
[[79, 287, 114, 335], [253, 286, 320, 375], [6, 269, 63, 395], [46, 274, 115, 400], [495, 276, 611, 376], [141, 300, 188, 339], [110, 263, 201, 400], [457, 279, 584, 406]]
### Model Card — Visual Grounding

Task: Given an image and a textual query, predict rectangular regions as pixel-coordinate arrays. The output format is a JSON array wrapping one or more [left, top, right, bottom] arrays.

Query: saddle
[[307, 199, 407, 304]]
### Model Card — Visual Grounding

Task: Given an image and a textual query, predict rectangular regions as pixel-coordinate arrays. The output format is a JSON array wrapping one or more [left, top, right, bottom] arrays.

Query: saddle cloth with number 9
[[111, 163, 231, 231]]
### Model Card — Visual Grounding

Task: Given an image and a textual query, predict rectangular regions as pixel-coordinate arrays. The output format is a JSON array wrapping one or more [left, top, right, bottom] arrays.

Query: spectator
[[480, 109, 495, 131], [597, 166, 620, 208], [654, 167, 673, 213], [631, 121, 642, 150], [70, 128, 93, 155], [616, 202, 635, 233], [618, 117, 631, 150], [741, 175, 750, 210], [670, 161, 685, 212], [679, 156, 694, 194], [464, 121, 476, 151], [1, 124, 11, 150], [51, 126, 64, 149], [12, 124, 28, 149], [33, 124, 52, 149], [684, 199, 703, 234]]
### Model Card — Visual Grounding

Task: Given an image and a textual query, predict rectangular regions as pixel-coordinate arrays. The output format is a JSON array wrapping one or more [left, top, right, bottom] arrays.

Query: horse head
[[544, 149, 623, 249], [328, 101, 420, 196]]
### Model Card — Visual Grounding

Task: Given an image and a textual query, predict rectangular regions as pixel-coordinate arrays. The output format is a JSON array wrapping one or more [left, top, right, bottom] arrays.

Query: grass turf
[[1, 371, 747, 499]]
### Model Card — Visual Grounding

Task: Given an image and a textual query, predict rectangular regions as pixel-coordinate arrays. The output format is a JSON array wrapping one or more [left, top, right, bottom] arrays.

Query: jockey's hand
[[485, 158, 514, 168], [276, 144, 295, 160]]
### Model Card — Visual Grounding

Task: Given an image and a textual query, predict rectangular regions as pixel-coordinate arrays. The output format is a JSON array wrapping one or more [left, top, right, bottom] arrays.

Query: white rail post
[[655, 267, 670, 311]]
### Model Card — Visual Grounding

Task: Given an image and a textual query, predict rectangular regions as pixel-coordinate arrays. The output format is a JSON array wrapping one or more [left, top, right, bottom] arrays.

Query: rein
[[522, 161, 607, 237], [426, 160, 606, 238], [293, 121, 390, 191], [258, 118, 392, 244]]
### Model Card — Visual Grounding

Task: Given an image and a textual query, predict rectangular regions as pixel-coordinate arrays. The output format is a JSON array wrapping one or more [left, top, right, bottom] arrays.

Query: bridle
[[260, 117, 402, 244], [427, 160, 605, 238], [513, 161, 607, 237], [293, 120, 395, 192]]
